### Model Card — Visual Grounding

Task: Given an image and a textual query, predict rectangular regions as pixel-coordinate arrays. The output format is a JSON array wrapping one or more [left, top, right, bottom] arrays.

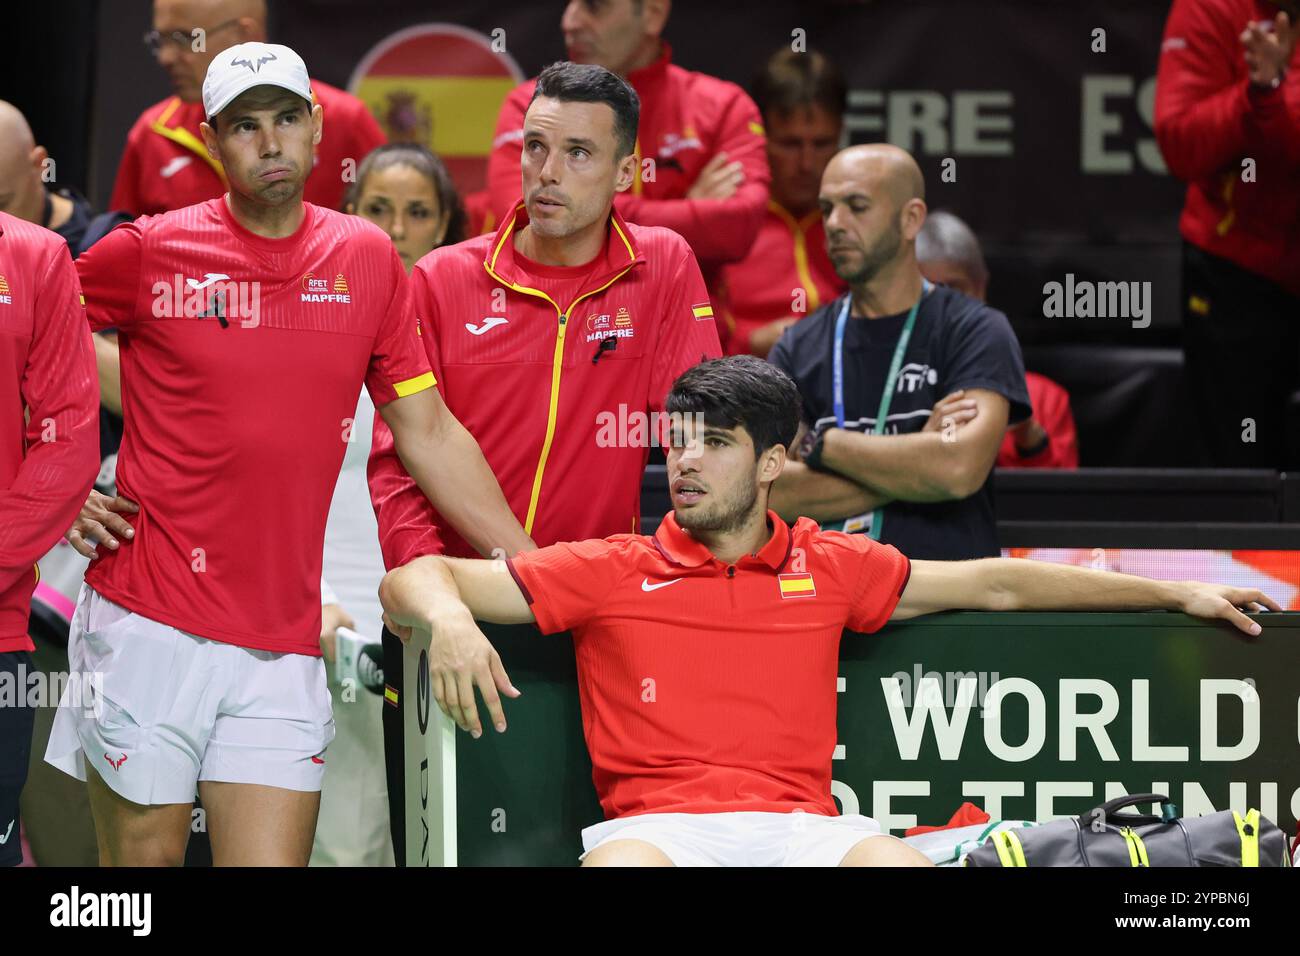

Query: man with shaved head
[[111, 0, 385, 216], [0, 99, 130, 427], [767, 144, 1031, 560], [0, 101, 130, 258]]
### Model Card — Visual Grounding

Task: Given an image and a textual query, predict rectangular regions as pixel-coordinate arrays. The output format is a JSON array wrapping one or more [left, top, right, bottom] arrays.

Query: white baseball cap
[[202, 42, 312, 120]]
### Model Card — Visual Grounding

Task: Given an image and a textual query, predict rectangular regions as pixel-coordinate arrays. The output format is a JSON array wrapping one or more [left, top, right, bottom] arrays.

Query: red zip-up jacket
[[486, 44, 769, 270], [0, 212, 100, 651], [110, 80, 386, 217], [367, 201, 722, 567], [1154, 0, 1300, 295]]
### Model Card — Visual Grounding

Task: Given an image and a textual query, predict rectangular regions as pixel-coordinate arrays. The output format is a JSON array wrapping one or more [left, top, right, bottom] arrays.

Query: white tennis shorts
[[46, 584, 335, 806], [580, 809, 896, 867]]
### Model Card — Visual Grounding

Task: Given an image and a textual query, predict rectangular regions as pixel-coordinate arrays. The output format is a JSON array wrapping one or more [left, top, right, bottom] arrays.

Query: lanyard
[[830, 279, 931, 539]]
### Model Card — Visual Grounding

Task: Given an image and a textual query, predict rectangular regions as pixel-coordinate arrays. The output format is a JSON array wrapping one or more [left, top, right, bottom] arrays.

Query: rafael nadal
[[380, 356, 1277, 867], [45, 43, 532, 867]]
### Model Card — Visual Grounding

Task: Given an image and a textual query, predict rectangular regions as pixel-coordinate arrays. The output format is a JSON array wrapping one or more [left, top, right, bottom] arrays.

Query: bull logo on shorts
[[104, 752, 128, 771]]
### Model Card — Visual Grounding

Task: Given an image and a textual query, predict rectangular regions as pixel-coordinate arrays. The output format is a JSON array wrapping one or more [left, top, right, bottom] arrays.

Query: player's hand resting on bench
[[380, 555, 534, 738]]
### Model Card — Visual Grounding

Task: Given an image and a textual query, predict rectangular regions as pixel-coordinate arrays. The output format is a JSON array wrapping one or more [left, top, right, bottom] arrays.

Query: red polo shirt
[[506, 510, 911, 821], [367, 201, 721, 567], [109, 81, 386, 217], [76, 199, 432, 655]]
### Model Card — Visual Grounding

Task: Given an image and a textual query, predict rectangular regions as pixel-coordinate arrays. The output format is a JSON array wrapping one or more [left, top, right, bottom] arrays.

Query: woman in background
[[313, 144, 465, 866]]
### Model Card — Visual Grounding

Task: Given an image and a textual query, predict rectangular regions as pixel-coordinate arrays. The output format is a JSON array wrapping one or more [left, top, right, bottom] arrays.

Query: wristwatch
[[804, 428, 831, 473], [1251, 67, 1286, 92], [1015, 430, 1052, 459]]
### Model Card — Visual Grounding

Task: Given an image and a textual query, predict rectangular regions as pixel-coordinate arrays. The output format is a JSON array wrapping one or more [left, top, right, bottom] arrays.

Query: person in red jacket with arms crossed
[[1155, 0, 1300, 467], [716, 48, 848, 358], [0, 214, 100, 866], [486, 0, 769, 277], [367, 61, 722, 862], [112, 0, 385, 217]]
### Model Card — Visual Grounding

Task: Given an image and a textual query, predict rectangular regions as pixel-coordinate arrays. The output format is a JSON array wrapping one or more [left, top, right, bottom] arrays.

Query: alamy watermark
[[595, 406, 707, 457], [888, 663, 1001, 714], [151, 273, 262, 328], [0, 665, 103, 717], [1042, 273, 1151, 329]]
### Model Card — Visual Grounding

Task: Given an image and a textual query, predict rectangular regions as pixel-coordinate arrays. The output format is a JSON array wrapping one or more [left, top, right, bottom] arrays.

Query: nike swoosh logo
[[641, 577, 683, 592], [185, 273, 230, 290], [0, 819, 13, 844], [465, 317, 508, 335], [160, 156, 193, 178]]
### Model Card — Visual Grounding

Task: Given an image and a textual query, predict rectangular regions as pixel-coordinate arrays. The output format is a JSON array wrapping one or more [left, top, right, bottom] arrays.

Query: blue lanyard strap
[[830, 279, 931, 539], [832, 280, 931, 431]]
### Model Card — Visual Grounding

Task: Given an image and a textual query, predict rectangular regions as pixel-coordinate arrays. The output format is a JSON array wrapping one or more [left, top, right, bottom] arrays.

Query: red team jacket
[[110, 81, 386, 217], [716, 200, 844, 355], [75, 199, 433, 655], [1155, 0, 1300, 295], [486, 44, 770, 270], [0, 213, 100, 652], [367, 202, 722, 568]]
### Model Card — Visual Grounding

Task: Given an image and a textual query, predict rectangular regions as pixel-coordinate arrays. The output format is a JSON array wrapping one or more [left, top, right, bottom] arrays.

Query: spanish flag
[[778, 572, 816, 599]]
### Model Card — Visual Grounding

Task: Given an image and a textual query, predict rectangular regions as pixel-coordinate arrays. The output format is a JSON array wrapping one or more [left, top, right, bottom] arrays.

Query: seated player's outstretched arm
[[379, 555, 535, 738], [890, 558, 1280, 636]]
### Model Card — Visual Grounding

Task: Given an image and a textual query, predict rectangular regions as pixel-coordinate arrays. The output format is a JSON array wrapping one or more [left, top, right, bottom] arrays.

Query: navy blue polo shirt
[[769, 285, 1031, 560]]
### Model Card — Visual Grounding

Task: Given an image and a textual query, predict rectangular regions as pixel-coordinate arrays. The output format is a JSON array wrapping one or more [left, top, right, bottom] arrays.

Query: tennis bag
[[964, 793, 1290, 867]]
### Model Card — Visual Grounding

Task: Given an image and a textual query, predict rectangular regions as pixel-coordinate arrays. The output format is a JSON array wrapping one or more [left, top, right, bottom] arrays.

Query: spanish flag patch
[[778, 572, 816, 599], [384, 685, 400, 708], [692, 302, 714, 321]]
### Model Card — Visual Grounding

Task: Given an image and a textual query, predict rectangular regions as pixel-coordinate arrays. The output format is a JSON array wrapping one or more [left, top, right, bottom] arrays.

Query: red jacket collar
[[626, 41, 673, 91], [483, 200, 645, 293], [653, 509, 794, 572]]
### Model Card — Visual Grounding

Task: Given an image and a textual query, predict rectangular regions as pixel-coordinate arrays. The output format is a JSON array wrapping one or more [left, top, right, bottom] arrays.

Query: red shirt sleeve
[[613, 86, 769, 267], [0, 242, 100, 589], [1153, 0, 1295, 182], [505, 537, 629, 635], [648, 242, 723, 413], [486, 84, 532, 224], [995, 373, 1079, 469], [367, 262, 445, 570], [365, 246, 435, 407], [75, 221, 143, 332], [1036, 378, 1079, 468], [818, 532, 911, 634]]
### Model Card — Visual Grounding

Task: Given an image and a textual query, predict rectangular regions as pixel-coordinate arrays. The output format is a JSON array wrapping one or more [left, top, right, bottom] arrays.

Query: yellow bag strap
[[990, 830, 1029, 867], [991, 831, 1017, 867], [1232, 810, 1260, 867], [1005, 830, 1028, 867], [1122, 827, 1150, 867]]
